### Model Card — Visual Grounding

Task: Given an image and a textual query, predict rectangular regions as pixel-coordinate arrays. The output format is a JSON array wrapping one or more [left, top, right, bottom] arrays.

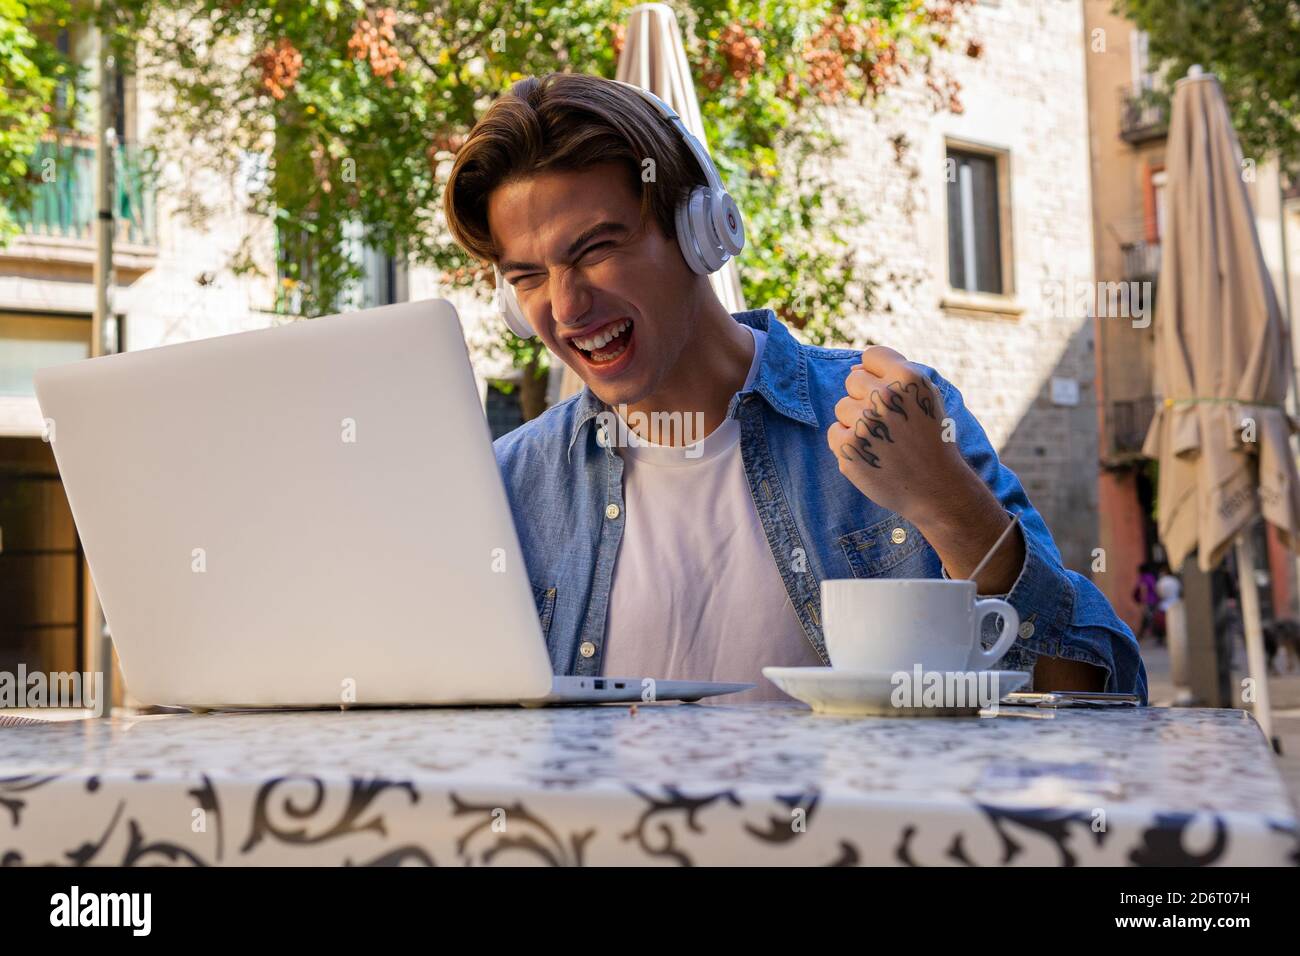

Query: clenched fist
[[826, 345, 973, 524]]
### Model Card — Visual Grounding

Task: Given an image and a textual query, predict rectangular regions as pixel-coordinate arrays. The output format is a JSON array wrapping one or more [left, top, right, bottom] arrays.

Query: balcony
[[1119, 84, 1169, 145], [1120, 238, 1162, 283], [1105, 395, 1157, 464], [12, 139, 156, 247]]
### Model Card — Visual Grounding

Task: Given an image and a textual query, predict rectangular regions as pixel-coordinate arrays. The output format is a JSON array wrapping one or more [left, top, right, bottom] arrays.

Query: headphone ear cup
[[684, 187, 725, 273], [694, 188, 728, 273], [674, 189, 711, 274], [713, 191, 745, 258], [494, 266, 535, 338]]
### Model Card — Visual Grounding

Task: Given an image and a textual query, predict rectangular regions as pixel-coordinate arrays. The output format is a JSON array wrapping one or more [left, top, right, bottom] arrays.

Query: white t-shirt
[[601, 326, 822, 704]]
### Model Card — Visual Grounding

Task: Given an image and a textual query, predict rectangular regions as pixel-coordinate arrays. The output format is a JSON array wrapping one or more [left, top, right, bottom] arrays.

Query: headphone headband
[[607, 79, 727, 201]]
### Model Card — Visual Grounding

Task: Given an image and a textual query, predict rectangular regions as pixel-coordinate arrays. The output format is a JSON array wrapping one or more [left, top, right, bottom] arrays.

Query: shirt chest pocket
[[531, 583, 558, 640], [837, 515, 930, 579]]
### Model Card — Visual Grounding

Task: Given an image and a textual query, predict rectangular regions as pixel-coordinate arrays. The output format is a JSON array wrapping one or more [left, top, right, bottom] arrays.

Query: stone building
[[1082, 0, 1300, 632], [818, 0, 1101, 572]]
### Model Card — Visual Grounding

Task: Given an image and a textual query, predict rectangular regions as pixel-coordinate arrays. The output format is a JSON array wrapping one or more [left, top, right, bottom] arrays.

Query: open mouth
[[569, 317, 635, 367]]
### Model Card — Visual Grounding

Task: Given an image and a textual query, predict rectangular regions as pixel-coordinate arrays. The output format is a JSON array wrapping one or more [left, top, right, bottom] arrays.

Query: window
[[1131, 30, 1152, 90], [0, 314, 90, 398], [279, 219, 401, 314], [946, 148, 1005, 295], [1149, 167, 1168, 243], [53, 29, 71, 118], [358, 244, 398, 309]]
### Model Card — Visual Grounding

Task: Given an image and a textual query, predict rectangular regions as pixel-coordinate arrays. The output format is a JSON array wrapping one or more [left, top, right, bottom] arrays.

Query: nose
[[549, 265, 594, 332]]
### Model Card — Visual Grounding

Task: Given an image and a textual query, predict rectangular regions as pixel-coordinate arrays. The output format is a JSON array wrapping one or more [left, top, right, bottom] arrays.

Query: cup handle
[[969, 599, 1020, 671]]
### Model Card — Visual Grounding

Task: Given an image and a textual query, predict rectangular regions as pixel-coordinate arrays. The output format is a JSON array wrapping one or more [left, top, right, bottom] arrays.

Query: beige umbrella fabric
[[615, 2, 746, 316], [1141, 67, 1300, 746], [1141, 70, 1300, 574], [559, 1, 745, 401]]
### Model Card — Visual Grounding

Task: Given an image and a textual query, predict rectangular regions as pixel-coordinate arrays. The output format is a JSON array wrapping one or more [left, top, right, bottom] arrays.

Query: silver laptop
[[33, 299, 751, 710]]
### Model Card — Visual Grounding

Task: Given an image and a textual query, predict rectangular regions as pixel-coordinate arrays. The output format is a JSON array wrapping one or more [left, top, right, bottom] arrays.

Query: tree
[[12, 1, 981, 411], [0, 0, 76, 241], [1118, 0, 1300, 170]]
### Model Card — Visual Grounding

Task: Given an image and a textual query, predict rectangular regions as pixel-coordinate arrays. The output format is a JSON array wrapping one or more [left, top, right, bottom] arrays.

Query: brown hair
[[443, 72, 705, 267]]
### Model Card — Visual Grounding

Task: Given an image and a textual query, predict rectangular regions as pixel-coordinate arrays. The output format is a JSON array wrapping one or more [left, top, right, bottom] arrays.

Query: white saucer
[[762, 667, 1031, 717]]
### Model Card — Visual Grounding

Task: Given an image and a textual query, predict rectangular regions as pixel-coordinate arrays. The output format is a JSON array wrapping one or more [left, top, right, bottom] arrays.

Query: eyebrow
[[499, 221, 630, 277]]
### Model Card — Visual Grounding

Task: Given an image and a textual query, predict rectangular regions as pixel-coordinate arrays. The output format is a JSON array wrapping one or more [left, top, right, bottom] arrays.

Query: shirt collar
[[565, 307, 819, 461]]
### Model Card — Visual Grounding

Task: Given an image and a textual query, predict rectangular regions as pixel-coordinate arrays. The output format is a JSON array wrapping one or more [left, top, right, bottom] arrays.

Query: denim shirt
[[493, 308, 1148, 703]]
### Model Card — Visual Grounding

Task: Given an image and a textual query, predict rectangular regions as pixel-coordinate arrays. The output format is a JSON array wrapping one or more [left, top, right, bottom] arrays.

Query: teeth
[[590, 339, 630, 362], [574, 319, 630, 351]]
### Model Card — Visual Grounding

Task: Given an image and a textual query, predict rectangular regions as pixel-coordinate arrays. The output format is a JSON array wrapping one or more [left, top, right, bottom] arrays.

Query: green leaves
[[1119, 0, 1300, 167], [6, 0, 971, 359], [0, 0, 73, 241]]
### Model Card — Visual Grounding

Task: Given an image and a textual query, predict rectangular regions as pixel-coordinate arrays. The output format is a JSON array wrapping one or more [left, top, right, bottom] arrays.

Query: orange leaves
[[253, 7, 408, 103], [803, 14, 905, 103], [702, 20, 767, 92], [253, 37, 303, 100], [348, 7, 407, 84], [719, 21, 767, 84]]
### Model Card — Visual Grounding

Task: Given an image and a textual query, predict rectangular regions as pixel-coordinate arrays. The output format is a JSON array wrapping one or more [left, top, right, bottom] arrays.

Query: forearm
[[908, 462, 1023, 595], [908, 464, 1107, 691], [828, 358, 1146, 699]]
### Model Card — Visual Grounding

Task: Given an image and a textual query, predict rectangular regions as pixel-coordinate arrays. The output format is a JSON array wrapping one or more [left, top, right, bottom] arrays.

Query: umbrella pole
[[1234, 530, 1276, 750]]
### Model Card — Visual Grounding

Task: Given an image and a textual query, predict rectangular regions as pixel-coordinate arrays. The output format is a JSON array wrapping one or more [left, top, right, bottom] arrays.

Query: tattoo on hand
[[856, 413, 893, 444], [840, 441, 881, 468], [841, 378, 937, 473], [904, 381, 937, 419], [869, 385, 908, 421]]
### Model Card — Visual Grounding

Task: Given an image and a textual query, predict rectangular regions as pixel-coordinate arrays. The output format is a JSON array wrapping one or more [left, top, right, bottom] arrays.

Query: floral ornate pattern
[[0, 703, 1295, 865]]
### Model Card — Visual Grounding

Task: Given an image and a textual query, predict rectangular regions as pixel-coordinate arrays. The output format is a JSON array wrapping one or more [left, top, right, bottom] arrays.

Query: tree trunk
[[519, 354, 549, 422]]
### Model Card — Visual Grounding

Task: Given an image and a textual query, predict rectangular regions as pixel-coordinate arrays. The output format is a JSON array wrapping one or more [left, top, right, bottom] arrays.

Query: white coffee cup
[[821, 578, 1020, 673]]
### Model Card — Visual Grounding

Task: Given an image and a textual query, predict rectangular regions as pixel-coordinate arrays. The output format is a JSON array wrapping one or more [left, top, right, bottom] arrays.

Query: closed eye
[[512, 242, 616, 288]]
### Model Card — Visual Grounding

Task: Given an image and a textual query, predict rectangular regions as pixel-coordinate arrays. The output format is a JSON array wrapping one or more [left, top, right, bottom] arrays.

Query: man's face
[[488, 162, 701, 407]]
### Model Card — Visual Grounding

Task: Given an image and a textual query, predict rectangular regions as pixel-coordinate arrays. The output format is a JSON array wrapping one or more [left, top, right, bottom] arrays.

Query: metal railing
[[1119, 83, 1169, 145], [1120, 239, 1161, 282], [1107, 395, 1158, 461], [11, 139, 157, 246]]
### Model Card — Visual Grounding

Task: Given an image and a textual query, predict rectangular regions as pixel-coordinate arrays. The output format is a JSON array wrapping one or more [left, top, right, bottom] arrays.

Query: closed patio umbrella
[[559, 1, 745, 400], [1142, 66, 1300, 746]]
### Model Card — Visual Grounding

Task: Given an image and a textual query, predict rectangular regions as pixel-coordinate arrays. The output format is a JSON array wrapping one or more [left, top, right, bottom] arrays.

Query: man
[[444, 72, 1147, 704]]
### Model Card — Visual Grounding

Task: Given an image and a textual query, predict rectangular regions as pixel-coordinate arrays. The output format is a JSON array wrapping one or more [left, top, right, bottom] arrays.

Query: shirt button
[[605, 503, 620, 520], [579, 641, 596, 658], [596, 425, 608, 447], [891, 527, 907, 545], [1018, 621, 1035, 639]]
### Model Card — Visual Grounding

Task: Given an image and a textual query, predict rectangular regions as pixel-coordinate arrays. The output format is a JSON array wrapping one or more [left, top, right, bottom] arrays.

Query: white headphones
[[493, 79, 746, 339]]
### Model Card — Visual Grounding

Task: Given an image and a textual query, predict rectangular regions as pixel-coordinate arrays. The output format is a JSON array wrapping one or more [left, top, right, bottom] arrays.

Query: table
[[2, 702, 1296, 866]]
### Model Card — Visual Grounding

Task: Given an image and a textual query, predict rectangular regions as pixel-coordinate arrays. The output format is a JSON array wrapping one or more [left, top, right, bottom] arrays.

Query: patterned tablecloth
[[1, 702, 1296, 866]]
